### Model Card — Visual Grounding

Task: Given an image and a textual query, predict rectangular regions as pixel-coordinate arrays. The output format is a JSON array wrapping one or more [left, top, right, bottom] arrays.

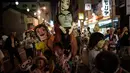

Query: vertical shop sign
[[102, 0, 110, 16]]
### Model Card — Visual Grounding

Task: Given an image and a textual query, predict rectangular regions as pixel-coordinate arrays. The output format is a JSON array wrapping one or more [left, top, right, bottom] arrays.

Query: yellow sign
[[78, 13, 84, 20]]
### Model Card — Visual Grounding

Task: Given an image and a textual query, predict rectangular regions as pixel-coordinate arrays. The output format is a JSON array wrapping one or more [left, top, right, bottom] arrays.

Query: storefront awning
[[99, 23, 113, 28]]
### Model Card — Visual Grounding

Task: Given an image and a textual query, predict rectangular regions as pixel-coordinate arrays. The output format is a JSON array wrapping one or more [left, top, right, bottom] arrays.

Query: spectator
[[31, 56, 49, 73], [105, 29, 110, 39], [87, 27, 91, 37], [119, 27, 130, 56], [92, 51, 129, 73], [88, 32, 105, 71], [4, 32, 22, 69], [105, 27, 119, 53], [24, 32, 34, 58]]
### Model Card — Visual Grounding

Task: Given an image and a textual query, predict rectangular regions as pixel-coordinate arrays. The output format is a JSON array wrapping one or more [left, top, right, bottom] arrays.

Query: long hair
[[34, 24, 50, 41]]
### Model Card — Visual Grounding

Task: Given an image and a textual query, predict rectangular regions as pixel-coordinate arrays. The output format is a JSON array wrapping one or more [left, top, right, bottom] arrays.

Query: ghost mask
[[58, 10, 72, 28]]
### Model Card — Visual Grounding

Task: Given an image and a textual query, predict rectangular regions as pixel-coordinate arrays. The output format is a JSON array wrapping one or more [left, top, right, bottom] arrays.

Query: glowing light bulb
[[27, 8, 30, 12], [86, 17, 88, 20], [42, 7, 46, 10], [37, 10, 41, 14], [38, 16, 40, 19], [45, 20, 47, 22], [15, 1, 19, 5], [34, 12, 36, 15]]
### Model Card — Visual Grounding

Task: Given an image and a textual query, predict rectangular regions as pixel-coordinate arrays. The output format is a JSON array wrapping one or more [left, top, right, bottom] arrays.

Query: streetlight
[[42, 18, 44, 20], [27, 8, 30, 12], [38, 15, 40, 19], [37, 9, 41, 14], [34, 12, 37, 16], [15, 1, 19, 5], [42, 7, 46, 10]]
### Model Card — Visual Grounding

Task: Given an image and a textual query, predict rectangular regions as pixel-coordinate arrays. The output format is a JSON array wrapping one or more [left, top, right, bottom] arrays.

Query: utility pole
[[111, 0, 116, 27]]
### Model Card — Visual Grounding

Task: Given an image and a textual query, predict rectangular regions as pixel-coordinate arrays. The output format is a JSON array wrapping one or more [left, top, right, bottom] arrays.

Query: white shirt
[[2, 35, 8, 41], [88, 48, 101, 70]]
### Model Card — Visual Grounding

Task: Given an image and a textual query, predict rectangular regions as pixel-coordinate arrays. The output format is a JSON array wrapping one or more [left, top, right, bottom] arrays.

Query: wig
[[34, 24, 50, 41]]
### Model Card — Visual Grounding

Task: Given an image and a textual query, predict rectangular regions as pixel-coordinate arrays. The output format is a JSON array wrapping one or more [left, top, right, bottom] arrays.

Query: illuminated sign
[[78, 13, 84, 20], [102, 0, 110, 16], [85, 3, 91, 10]]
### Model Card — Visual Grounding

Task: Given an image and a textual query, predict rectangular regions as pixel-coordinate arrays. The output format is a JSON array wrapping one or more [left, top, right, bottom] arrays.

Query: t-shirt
[[120, 32, 130, 46], [2, 35, 8, 41]]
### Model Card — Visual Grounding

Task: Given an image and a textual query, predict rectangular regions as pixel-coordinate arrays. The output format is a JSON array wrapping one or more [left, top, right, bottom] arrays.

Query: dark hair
[[88, 32, 105, 49], [87, 27, 90, 30], [53, 42, 64, 49], [95, 51, 120, 73], [34, 24, 49, 41], [25, 31, 30, 36], [44, 50, 53, 60]]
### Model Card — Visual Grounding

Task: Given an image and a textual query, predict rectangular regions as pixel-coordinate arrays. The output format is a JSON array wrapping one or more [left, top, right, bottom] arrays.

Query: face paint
[[36, 27, 47, 41], [61, 0, 70, 11], [58, 11, 72, 27]]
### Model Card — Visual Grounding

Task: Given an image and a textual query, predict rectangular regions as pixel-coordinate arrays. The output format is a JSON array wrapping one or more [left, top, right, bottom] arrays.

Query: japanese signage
[[85, 3, 91, 10], [102, 0, 110, 16]]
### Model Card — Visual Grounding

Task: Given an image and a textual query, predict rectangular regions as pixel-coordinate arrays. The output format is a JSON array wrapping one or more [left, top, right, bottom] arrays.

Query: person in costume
[[34, 24, 54, 55], [53, 0, 78, 73], [34, 24, 55, 73], [54, 0, 78, 57]]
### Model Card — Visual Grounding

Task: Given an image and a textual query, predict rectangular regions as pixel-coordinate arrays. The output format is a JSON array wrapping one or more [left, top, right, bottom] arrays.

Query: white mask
[[58, 10, 72, 27]]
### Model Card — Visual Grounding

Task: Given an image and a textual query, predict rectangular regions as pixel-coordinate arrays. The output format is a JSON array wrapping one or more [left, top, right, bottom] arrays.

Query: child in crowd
[[31, 56, 49, 73]]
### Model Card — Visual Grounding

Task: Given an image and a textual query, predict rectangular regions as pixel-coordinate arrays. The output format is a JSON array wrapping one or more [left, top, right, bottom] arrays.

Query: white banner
[[102, 0, 110, 16], [85, 3, 91, 10], [126, 0, 130, 15]]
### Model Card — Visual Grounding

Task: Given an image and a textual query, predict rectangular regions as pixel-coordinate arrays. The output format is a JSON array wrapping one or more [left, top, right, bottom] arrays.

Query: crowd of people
[[0, 23, 129, 73]]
